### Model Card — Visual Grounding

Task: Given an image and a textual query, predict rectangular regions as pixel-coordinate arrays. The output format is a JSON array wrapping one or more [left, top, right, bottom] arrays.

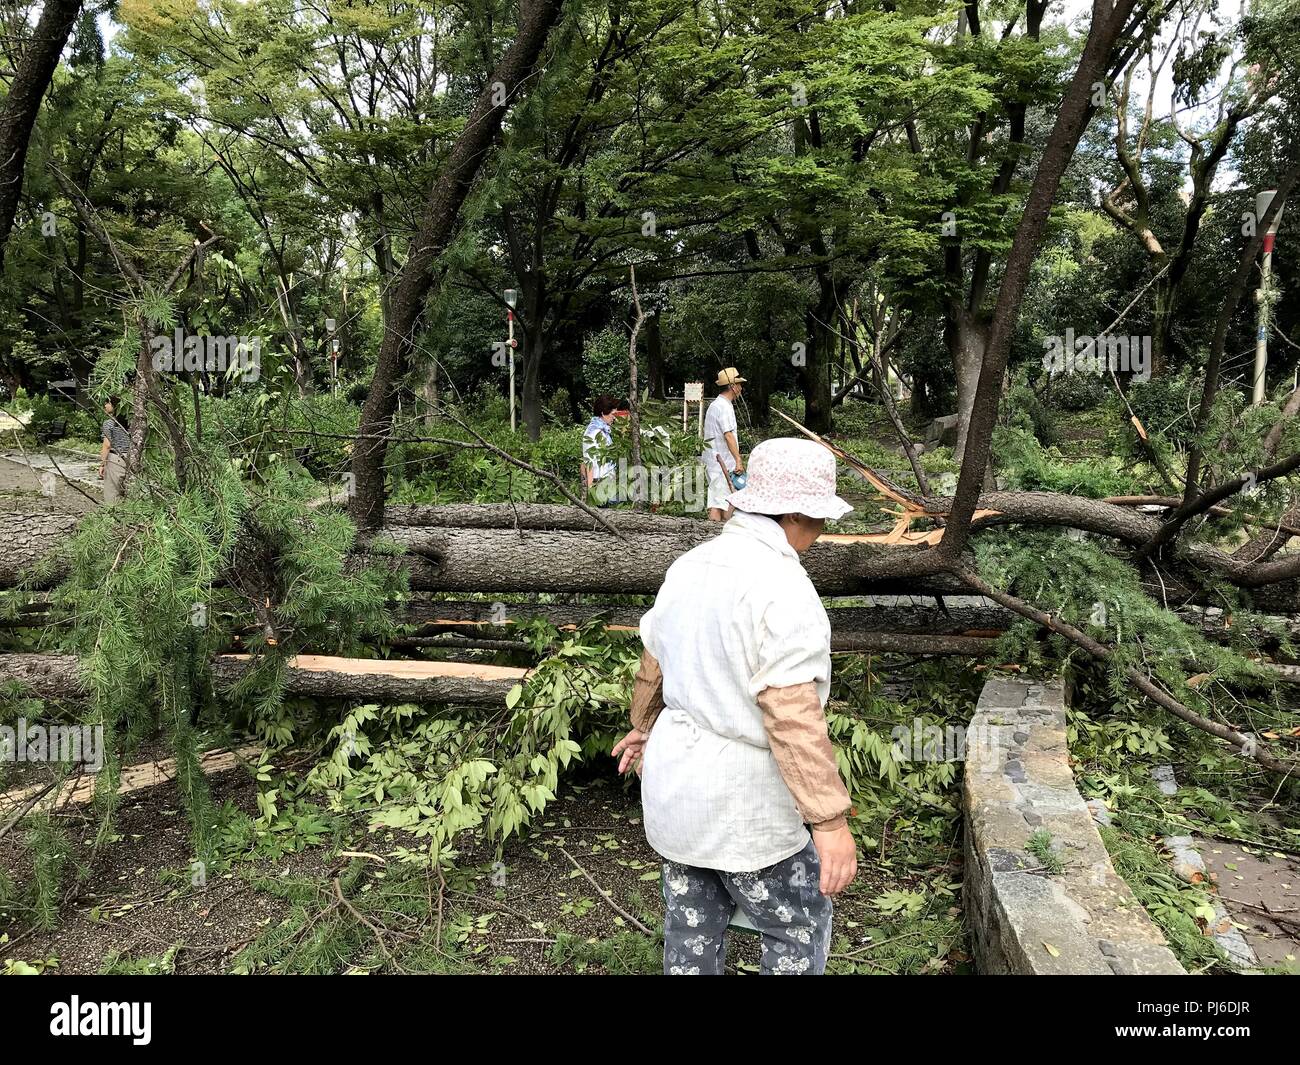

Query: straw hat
[[715, 367, 746, 387], [726, 438, 852, 520]]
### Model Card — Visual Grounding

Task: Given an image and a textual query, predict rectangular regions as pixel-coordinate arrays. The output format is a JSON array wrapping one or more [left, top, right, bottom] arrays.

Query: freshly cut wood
[[1, 744, 262, 812], [0, 653, 527, 706], [212, 654, 527, 705], [245, 654, 528, 681]]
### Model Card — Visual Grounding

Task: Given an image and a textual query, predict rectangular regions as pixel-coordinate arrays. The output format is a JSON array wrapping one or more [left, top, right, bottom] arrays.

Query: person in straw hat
[[612, 437, 857, 974], [701, 367, 746, 521]]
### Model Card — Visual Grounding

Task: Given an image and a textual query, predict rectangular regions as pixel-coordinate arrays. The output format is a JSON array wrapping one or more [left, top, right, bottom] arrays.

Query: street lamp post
[[1252, 190, 1285, 406], [504, 289, 518, 432], [325, 317, 339, 395]]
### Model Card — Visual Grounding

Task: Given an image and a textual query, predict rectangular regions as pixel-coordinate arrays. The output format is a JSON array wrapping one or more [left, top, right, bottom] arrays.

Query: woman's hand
[[97, 464, 104, 479], [611, 728, 649, 776], [811, 824, 857, 896]]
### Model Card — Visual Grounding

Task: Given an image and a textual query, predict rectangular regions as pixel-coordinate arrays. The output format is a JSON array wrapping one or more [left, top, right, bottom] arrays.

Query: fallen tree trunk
[[0, 510, 81, 588], [384, 526, 969, 596], [13, 501, 1300, 609], [5, 589, 1272, 652], [1, 744, 262, 813], [399, 597, 1009, 639], [397, 597, 1269, 647], [383, 503, 705, 534], [0, 653, 527, 706]]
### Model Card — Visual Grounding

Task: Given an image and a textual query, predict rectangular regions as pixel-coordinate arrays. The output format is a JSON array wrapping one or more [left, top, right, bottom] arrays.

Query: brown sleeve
[[757, 682, 852, 831], [630, 649, 665, 733]]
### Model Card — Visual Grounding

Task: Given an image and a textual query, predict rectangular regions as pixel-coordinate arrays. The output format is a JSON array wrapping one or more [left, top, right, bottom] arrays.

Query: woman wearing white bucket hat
[[612, 437, 856, 974]]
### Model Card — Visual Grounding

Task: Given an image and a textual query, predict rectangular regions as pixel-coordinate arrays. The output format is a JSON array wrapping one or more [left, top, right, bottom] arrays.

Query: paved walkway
[[0, 450, 101, 513]]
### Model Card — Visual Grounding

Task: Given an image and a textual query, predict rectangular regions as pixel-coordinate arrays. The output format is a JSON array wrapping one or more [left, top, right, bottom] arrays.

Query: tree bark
[[382, 502, 705, 533], [0, 653, 524, 706], [945, 307, 988, 465], [0, 0, 84, 267], [397, 595, 1296, 650], [350, 0, 564, 526], [16, 492, 1300, 606], [802, 271, 840, 433], [0, 508, 81, 588], [940, 0, 1141, 557], [646, 311, 665, 400]]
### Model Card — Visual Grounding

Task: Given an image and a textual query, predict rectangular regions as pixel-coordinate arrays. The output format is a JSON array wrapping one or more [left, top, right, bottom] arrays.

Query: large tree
[[0, 0, 83, 267]]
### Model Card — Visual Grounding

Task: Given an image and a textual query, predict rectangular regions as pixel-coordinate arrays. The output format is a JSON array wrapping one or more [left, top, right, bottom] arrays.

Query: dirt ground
[[0, 759, 965, 975]]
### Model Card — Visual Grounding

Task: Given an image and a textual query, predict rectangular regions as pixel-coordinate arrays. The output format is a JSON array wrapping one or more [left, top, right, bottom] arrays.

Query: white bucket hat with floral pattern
[[726, 437, 853, 520]]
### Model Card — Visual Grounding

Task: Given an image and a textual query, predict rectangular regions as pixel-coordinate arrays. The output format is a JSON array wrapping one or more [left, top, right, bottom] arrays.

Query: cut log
[[214, 655, 527, 705], [1, 744, 263, 812], [0, 653, 527, 706]]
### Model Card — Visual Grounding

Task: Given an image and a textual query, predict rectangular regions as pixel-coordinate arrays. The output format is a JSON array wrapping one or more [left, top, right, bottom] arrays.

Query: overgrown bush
[[582, 327, 631, 399]]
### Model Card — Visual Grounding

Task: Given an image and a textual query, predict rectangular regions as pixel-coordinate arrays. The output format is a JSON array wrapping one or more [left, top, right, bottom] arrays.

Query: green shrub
[[1045, 370, 1107, 412], [582, 327, 630, 398]]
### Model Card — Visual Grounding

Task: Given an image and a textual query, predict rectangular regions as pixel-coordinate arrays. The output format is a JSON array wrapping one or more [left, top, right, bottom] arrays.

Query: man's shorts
[[705, 460, 732, 511]]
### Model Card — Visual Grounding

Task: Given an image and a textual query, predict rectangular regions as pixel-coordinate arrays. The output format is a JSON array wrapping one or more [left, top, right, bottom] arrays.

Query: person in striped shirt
[[98, 396, 130, 504]]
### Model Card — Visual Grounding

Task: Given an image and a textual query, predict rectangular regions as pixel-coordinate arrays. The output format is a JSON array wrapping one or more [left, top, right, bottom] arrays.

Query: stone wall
[[963, 675, 1185, 974]]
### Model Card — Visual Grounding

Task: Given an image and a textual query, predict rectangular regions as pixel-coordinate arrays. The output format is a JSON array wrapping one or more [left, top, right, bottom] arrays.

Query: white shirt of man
[[701, 393, 738, 473], [638, 509, 833, 871]]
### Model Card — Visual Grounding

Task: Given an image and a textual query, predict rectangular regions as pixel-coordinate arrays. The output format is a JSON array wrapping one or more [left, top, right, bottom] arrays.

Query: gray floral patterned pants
[[660, 840, 832, 975]]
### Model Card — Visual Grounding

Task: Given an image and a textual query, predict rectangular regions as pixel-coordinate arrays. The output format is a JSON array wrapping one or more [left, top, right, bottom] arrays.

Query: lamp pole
[[325, 317, 338, 395], [1252, 190, 1285, 406], [504, 289, 518, 431]]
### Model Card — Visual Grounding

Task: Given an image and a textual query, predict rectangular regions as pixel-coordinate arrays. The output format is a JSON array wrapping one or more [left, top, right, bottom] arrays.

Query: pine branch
[[951, 564, 1294, 773]]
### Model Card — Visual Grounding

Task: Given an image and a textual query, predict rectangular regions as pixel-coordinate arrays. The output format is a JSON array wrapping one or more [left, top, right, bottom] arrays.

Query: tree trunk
[[940, 0, 1141, 553], [520, 326, 544, 440], [16, 476, 1300, 605], [1150, 277, 1173, 379], [349, 0, 564, 528], [945, 306, 988, 464], [0, 508, 81, 588], [802, 274, 838, 433], [646, 311, 665, 400], [0, 0, 84, 267], [0, 653, 525, 706], [748, 307, 774, 428]]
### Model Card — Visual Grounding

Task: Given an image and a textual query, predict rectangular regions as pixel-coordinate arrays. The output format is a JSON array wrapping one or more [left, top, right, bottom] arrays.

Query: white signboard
[[684, 382, 703, 402]]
